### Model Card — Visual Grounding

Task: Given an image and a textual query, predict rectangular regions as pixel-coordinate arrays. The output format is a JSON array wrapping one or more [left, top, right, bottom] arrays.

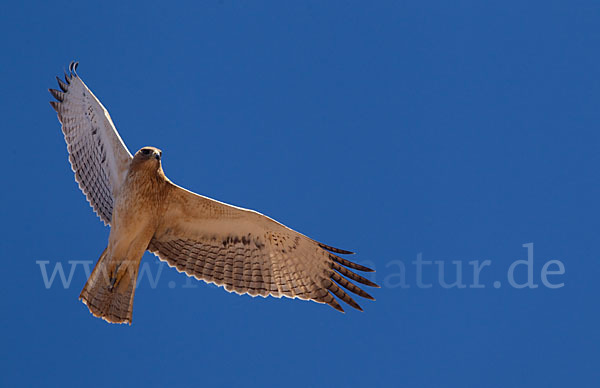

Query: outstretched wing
[[148, 183, 379, 312], [49, 62, 132, 225]]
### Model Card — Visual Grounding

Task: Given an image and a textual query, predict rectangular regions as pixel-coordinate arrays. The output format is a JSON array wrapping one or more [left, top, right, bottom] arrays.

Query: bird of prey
[[49, 62, 378, 324]]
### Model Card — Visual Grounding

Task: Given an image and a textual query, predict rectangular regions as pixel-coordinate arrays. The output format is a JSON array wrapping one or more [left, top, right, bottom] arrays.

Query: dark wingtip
[[366, 279, 379, 288], [326, 280, 364, 312], [318, 242, 355, 255], [48, 88, 64, 102], [328, 298, 345, 313], [348, 299, 363, 312], [56, 76, 68, 92], [358, 276, 379, 288], [49, 101, 59, 111], [331, 262, 379, 288], [330, 253, 374, 272], [331, 272, 376, 301]]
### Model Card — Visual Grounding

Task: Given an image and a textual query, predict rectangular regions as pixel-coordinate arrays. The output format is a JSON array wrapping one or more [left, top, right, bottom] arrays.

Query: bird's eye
[[141, 149, 150, 155]]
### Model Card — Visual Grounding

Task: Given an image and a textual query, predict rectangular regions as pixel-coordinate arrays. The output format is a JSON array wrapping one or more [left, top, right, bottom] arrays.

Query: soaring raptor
[[49, 62, 378, 324]]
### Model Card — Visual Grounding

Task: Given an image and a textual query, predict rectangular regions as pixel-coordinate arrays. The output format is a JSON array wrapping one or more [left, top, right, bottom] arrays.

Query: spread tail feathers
[[79, 248, 140, 325]]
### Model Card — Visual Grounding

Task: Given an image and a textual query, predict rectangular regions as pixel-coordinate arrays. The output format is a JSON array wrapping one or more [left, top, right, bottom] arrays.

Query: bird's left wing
[[148, 182, 379, 312], [49, 62, 133, 225]]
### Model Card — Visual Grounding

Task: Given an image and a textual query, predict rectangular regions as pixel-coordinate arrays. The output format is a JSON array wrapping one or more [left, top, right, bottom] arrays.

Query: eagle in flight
[[49, 62, 378, 324]]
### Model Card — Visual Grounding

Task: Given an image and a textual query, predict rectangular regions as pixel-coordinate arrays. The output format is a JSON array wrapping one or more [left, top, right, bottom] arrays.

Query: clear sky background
[[1, 1, 598, 387]]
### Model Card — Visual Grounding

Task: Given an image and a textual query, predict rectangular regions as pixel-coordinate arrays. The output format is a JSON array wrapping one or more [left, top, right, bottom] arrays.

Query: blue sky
[[1, 1, 599, 387]]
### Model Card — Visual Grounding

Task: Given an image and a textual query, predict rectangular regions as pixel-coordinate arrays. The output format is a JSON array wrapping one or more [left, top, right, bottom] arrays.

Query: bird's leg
[[107, 260, 138, 292], [108, 263, 121, 291]]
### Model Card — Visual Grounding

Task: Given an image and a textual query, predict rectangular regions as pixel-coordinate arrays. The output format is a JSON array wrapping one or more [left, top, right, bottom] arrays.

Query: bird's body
[[80, 147, 167, 323], [50, 62, 378, 324]]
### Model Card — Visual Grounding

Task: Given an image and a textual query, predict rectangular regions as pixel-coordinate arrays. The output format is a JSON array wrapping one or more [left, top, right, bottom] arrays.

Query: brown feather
[[49, 88, 65, 102], [329, 253, 374, 272], [331, 271, 374, 300], [331, 261, 379, 287], [56, 75, 68, 92]]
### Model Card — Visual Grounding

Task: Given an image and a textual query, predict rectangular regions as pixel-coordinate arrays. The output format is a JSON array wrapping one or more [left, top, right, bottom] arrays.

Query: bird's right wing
[[148, 182, 379, 312], [49, 62, 133, 225]]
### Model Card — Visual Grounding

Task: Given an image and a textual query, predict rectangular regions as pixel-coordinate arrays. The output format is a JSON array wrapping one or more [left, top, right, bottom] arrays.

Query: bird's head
[[134, 146, 162, 165], [131, 146, 167, 180]]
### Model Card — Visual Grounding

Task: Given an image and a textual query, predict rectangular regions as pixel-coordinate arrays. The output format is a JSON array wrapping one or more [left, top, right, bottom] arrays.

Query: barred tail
[[79, 248, 139, 325]]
